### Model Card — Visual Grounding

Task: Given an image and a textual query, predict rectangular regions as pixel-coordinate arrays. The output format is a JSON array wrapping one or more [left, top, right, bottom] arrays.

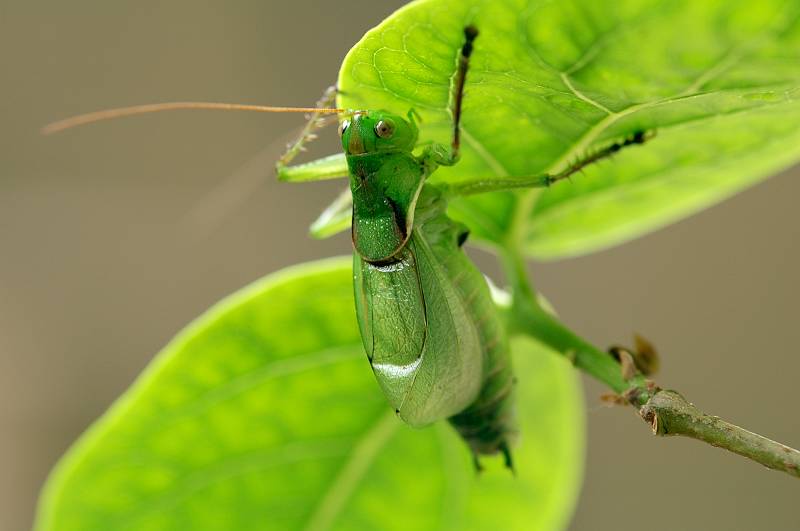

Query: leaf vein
[[302, 412, 399, 531]]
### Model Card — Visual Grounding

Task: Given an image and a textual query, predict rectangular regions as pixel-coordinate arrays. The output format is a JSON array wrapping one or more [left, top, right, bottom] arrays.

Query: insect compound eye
[[374, 119, 395, 139], [338, 120, 350, 138]]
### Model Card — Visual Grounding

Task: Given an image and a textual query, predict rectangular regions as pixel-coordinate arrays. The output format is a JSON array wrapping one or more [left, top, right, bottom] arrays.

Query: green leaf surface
[[337, 0, 800, 258], [37, 258, 584, 531]]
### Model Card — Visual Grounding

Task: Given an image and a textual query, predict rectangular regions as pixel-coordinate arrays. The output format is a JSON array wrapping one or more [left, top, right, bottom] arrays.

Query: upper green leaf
[[37, 258, 583, 531], [337, 0, 800, 258]]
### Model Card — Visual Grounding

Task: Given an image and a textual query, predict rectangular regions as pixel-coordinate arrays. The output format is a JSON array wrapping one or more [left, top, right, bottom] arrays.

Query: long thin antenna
[[42, 101, 345, 135]]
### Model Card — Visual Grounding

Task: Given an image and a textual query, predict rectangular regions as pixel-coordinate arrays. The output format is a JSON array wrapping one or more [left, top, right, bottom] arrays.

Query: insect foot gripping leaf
[[36, 258, 584, 531]]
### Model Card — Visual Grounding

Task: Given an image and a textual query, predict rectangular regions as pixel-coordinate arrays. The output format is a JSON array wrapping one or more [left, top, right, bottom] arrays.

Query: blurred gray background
[[2, 1, 798, 530]]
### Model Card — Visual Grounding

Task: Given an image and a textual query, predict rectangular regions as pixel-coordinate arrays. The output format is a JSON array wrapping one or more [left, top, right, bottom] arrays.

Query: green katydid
[[42, 26, 651, 471], [275, 27, 650, 469]]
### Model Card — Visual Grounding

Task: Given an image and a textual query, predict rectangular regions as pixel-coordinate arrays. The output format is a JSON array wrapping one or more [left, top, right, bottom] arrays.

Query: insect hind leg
[[444, 128, 656, 197]]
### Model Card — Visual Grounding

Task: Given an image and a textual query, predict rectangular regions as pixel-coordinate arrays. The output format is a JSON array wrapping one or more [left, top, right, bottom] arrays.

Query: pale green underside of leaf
[[36, 259, 584, 531], [337, 0, 800, 259]]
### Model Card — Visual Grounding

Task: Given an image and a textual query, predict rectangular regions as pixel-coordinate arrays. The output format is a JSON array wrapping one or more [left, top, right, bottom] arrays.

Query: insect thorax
[[348, 151, 425, 263]]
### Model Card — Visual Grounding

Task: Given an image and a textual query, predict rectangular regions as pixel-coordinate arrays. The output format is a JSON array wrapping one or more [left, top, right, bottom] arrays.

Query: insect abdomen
[[353, 237, 485, 427], [447, 329, 516, 463], [415, 195, 517, 464], [443, 242, 516, 463]]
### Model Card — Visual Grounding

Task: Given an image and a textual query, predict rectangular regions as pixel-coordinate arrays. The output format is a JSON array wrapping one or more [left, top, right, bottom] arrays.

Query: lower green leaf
[[36, 258, 584, 531]]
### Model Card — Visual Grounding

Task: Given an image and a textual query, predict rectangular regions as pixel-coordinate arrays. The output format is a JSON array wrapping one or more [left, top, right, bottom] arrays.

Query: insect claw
[[472, 453, 484, 473], [497, 441, 515, 474], [457, 229, 470, 247]]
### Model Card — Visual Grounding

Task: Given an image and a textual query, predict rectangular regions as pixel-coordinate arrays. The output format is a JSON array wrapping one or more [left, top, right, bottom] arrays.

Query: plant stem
[[499, 247, 800, 479], [499, 248, 649, 399], [641, 391, 800, 478]]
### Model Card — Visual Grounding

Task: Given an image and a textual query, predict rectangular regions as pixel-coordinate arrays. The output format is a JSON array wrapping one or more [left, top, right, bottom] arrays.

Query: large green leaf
[[36, 258, 583, 531], [337, 0, 800, 258]]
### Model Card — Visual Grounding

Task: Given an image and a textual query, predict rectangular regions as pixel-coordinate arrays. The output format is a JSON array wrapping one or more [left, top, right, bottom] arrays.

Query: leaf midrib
[[523, 1, 799, 241], [302, 411, 399, 531]]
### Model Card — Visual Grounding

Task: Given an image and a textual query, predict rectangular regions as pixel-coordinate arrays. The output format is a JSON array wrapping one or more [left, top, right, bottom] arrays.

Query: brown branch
[[640, 390, 800, 477], [499, 248, 800, 479]]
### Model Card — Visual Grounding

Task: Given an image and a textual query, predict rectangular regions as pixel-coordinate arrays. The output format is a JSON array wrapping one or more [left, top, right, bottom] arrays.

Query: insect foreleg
[[450, 25, 479, 160], [443, 129, 655, 197], [277, 85, 337, 166], [275, 85, 349, 182], [418, 26, 479, 173]]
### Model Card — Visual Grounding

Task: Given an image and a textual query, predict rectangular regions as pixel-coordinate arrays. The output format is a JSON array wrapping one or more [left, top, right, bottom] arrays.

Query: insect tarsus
[[547, 129, 656, 186]]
